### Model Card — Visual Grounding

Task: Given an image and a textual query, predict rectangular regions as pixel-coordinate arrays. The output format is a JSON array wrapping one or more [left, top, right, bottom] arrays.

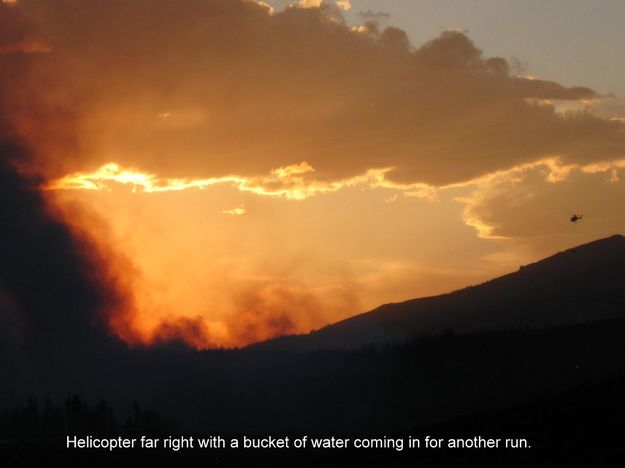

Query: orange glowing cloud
[[45, 161, 434, 201], [222, 205, 246, 216], [3, 1, 624, 187], [452, 156, 625, 247]]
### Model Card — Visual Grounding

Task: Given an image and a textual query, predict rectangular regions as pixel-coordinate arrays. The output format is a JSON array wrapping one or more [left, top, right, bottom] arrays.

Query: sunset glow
[[46, 161, 395, 200], [2, 0, 625, 348]]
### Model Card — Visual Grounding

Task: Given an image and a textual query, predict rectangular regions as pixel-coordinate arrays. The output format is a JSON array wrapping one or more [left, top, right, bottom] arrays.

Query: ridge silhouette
[[251, 235, 625, 350]]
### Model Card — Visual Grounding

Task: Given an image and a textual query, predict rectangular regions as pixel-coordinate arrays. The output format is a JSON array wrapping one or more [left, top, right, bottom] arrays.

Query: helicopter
[[570, 214, 584, 223]]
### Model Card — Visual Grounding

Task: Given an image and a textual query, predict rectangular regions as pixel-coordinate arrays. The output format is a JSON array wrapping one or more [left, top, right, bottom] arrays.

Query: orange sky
[[2, 0, 625, 348]]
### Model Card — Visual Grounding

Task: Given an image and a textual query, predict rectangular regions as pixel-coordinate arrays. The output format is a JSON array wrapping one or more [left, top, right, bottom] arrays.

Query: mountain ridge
[[250, 234, 625, 351]]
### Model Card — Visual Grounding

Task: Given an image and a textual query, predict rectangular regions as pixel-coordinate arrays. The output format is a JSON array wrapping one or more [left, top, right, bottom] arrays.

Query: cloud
[[222, 205, 246, 215], [335, 0, 350, 11], [297, 0, 323, 8], [512, 77, 599, 101], [0, 1, 622, 189], [352, 10, 389, 35], [44, 161, 395, 200], [253, 0, 274, 15], [454, 157, 625, 254]]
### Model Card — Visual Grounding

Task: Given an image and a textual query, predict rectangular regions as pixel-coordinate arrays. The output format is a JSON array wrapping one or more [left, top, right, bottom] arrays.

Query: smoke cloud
[[1, 0, 624, 349]]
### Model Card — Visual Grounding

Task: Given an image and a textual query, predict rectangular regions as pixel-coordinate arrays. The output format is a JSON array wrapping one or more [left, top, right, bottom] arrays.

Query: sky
[[1, 0, 624, 348]]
